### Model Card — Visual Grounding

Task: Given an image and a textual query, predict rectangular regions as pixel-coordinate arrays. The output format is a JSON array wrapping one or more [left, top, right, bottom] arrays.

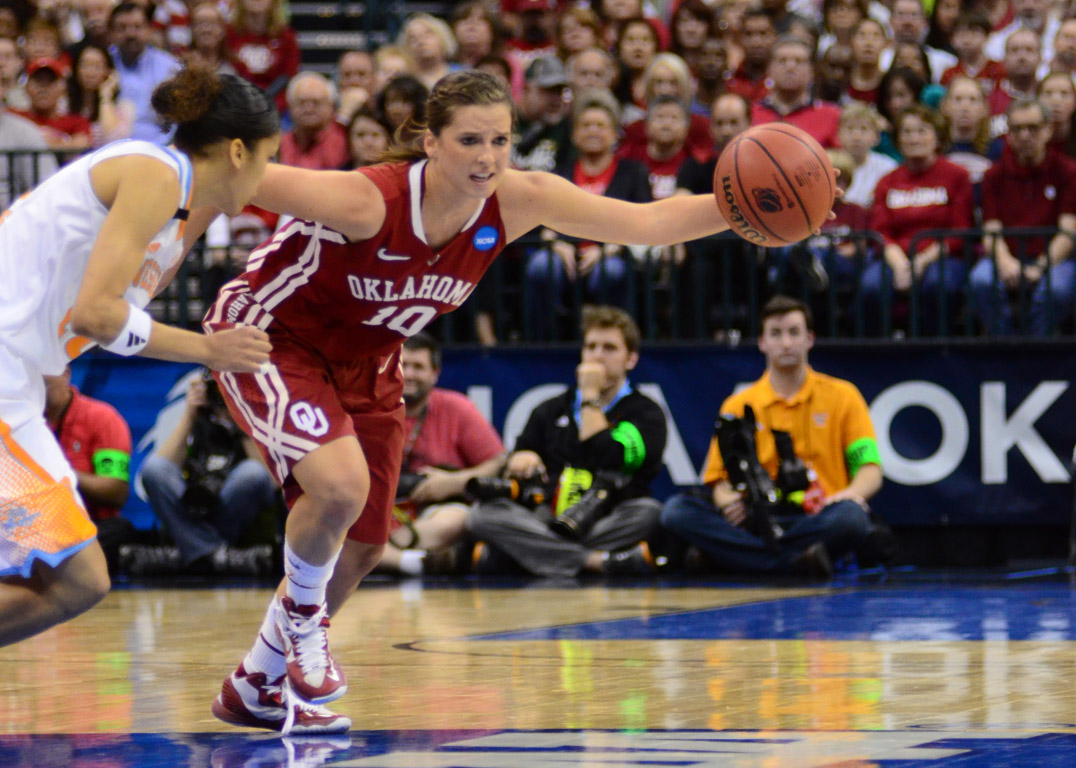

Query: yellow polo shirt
[[702, 368, 879, 496]]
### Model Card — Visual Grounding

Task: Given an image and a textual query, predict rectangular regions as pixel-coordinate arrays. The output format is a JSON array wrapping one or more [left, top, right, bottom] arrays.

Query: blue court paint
[[472, 586, 1076, 642], [3, 730, 1076, 767]]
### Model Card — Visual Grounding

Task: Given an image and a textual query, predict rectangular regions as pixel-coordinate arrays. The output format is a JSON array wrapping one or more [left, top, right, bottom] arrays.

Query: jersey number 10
[[362, 305, 439, 337]]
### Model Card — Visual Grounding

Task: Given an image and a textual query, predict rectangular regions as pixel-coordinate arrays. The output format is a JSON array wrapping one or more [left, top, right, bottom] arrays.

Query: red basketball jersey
[[218, 161, 506, 360]]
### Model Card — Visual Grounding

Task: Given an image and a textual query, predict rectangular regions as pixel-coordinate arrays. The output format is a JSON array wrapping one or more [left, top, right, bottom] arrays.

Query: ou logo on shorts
[[289, 402, 329, 437]]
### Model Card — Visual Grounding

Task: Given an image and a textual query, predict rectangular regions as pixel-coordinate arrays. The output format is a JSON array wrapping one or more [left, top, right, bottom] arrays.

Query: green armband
[[610, 421, 646, 473], [845, 437, 881, 477], [92, 448, 130, 482], [554, 467, 593, 516]]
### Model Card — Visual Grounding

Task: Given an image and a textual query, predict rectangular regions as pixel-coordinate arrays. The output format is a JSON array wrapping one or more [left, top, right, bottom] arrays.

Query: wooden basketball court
[[2, 576, 1076, 766]]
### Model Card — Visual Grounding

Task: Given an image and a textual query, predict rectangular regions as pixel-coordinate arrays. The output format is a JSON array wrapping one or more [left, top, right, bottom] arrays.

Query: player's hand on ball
[[206, 325, 272, 372]]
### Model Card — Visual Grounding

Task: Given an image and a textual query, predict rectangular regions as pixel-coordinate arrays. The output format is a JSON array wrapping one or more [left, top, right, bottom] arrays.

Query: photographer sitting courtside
[[378, 333, 506, 576], [661, 296, 885, 578], [467, 306, 667, 577], [120, 371, 279, 576]]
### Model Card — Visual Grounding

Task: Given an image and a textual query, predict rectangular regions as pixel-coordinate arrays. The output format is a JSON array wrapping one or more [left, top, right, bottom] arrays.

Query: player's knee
[[55, 560, 110, 618], [307, 474, 370, 529]]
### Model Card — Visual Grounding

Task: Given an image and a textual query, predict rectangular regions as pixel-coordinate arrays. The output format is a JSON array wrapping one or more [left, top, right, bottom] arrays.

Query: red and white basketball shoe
[[276, 596, 348, 704], [211, 663, 351, 735]]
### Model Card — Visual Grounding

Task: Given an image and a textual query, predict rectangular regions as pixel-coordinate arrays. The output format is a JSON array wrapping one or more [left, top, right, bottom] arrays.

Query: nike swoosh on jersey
[[377, 248, 411, 261]]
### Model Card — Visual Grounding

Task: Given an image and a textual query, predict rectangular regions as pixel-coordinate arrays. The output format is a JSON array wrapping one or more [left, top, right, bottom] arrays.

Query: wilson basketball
[[714, 123, 836, 247]]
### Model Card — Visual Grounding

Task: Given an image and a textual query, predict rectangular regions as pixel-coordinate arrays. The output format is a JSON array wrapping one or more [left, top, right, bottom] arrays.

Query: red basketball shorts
[[209, 329, 405, 546]]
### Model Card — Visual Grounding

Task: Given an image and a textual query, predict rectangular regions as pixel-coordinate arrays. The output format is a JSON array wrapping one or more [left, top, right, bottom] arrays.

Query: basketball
[[714, 123, 836, 247]]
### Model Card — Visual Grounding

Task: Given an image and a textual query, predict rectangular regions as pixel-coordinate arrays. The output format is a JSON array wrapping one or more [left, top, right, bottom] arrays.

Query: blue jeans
[[524, 246, 631, 338], [140, 455, 277, 565], [660, 492, 871, 574], [860, 257, 968, 335], [967, 257, 1076, 335]]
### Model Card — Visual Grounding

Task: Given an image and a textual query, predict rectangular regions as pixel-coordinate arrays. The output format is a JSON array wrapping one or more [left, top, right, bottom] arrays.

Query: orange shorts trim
[[0, 417, 96, 578]]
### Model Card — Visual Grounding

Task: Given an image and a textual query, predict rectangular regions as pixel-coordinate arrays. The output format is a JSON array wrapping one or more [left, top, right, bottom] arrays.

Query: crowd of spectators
[[3, 0, 1076, 341]]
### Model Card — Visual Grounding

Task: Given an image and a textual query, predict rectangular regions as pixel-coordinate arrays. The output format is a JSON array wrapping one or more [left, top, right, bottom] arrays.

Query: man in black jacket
[[468, 307, 667, 577]]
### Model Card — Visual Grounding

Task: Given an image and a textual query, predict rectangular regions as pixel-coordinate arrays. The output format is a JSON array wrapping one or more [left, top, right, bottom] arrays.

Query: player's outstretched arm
[[251, 163, 387, 241], [70, 156, 271, 373], [498, 169, 730, 247]]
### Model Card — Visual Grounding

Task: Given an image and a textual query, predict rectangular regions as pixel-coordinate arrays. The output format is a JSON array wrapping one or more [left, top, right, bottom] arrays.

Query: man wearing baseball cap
[[14, 59, 93, 150], [512, 54, 572, 172]]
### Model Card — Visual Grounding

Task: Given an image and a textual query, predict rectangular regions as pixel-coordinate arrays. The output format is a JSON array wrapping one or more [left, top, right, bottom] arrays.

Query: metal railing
[[142, 226, 1076, 343]]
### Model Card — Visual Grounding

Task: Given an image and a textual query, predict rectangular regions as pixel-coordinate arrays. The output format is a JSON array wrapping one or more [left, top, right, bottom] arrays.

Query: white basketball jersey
[[0, 140, 193, 375]]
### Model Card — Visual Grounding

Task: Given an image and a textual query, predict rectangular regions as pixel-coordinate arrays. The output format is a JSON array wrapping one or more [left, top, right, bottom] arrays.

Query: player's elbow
[[70, 297, 124, 343]]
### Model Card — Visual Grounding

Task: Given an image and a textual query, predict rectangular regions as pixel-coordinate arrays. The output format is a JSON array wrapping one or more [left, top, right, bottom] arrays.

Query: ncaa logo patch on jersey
[[473, 225, 498, 251]]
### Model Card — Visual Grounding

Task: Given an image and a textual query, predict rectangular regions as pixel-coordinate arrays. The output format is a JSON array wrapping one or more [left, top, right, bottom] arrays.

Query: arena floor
[[2, 570, 1076, 767]]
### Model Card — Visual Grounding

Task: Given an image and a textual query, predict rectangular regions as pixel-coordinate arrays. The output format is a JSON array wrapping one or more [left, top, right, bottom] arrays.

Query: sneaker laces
[[281, 603, 333, 679]]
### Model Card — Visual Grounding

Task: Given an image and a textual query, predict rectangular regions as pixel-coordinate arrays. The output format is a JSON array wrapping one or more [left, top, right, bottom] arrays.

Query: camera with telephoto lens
[[181, 373, 243, 519], [548, 470, 632, 540], [714, 405, 785, 552], [466, 476, 547, 508]]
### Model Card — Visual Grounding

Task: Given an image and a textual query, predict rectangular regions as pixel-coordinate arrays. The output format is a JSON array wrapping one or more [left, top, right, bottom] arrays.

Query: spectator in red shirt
[[941, 12, 1006, 93], [279, 72, 349, 170], [726, 9, 775, 104], [863, 105, 974, 335], [847, 17, 886, 104], [44, 367, 131, 522], [44, 366, 136, 571], [379, 333, 506, 576], [970, 98, 1076, 335], [226, 0, 300, 113], [623, 95, 691, 200], [988, 27, 1041, 138], [752, 36, 842, 148], [619, 53, 713, 161], [14, 58, 93, 151]]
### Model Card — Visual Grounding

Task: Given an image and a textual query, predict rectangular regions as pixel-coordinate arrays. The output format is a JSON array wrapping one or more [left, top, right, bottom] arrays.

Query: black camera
[[714, 405, 784, 551], [548, 470, 631, 540], [199, 370, 228, 413], [181, 451, 232, 518], [466, 476, 547, 508], [181, 375, 245, 518], [773, 430, 810, 497], [396, 472, 425, 501]]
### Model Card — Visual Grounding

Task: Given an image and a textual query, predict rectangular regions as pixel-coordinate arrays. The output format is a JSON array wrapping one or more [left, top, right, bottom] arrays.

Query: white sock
[[283, 541, 340, 607], [398, 549, 426, 576], [244, 600, 287, 678]]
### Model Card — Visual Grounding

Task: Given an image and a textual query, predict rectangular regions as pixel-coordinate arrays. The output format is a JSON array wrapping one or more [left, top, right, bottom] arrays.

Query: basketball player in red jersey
[[204, 70, 824, 734]]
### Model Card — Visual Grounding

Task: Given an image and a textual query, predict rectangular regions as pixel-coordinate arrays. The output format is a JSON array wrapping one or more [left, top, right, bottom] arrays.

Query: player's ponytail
[[153, 63, 280, 155]]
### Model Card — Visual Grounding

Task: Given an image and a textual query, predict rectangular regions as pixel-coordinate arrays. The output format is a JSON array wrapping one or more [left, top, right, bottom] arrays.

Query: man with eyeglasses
[[969, 97, 1076, 335]]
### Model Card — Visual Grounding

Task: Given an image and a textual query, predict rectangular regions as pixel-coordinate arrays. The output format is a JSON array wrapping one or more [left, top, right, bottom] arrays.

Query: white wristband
[[101, 304, 152, 356]]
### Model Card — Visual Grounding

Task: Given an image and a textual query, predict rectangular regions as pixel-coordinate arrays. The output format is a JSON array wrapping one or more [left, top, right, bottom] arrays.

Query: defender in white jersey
[[0, 65, 278, 650]]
